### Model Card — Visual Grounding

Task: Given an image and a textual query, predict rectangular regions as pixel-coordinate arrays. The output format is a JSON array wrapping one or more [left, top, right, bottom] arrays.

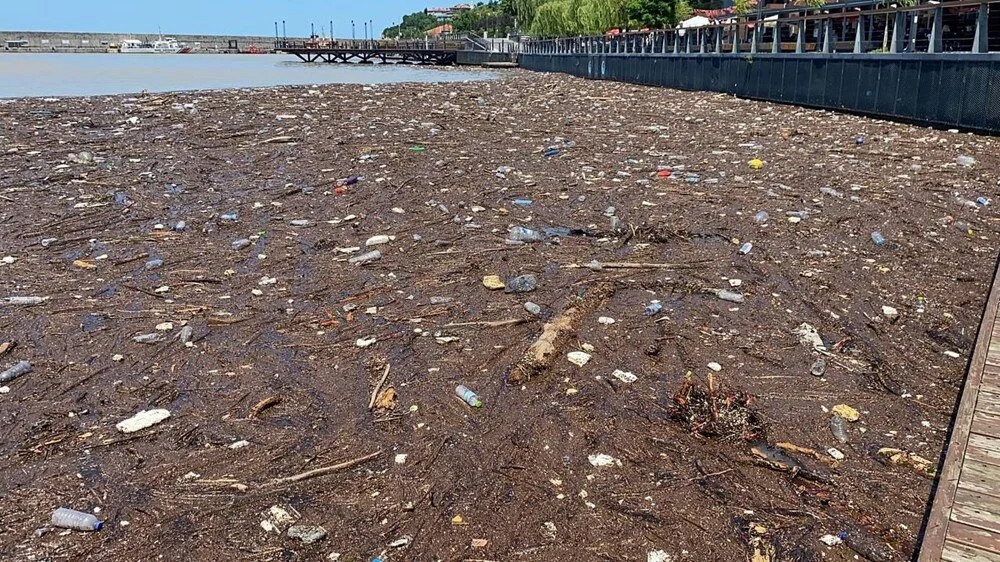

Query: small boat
[[120, 37, 191, 54]]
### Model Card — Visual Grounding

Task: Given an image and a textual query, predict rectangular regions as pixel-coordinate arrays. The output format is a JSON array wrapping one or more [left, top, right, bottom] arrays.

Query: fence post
[[732, 22, 740, 53], [715, 27, 723, 53], [796, 15, 805, 53], [751, 23, 759, 54], [772, 21, 781, 53], [700, 29, 707, 53], [822, 18, 833, 53], [929, 6, 943, 53], [890, 12, 905, 53], [973, 2, 988, 53], [854, 14, 865, 53]]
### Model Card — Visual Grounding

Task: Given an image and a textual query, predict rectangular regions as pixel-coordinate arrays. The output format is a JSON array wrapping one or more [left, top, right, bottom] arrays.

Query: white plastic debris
[[793, 323, 827, 352], [356, 337, 377, 348], [647, 550, 674, 562], [1, 296, 48, 306], [819, 534, 843, 546], [707, 362, 722, 372], [116, 409, 171, 433], [567, 351, 592, 366], [882, 305, 899, 318], [588, 453, 622, 467], [365, 235, 391, 246], [611, 369, 637, 383], [597, 316, 616, 325], [827, 448, 845, 460], [395, 453, 408, 464]]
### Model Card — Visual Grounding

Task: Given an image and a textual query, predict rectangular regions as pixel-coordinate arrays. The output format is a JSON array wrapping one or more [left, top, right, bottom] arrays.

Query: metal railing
[[276, 38, 466, 51], [522, 0, 999, 55]]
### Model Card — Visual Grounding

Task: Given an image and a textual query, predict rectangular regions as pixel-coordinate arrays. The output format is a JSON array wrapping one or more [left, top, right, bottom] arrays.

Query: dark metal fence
[[523, 0, 999, 55], [519, 52, 1000, 133]]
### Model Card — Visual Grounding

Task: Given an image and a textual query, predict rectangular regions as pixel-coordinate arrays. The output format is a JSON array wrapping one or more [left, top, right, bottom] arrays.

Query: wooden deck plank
[[918, 254, 1000, 561], [959, 459, 1000, 497], [967, 434, 1000, 468], [952, 488, 1000, 535], [943, 539, 1000, 562], [979, 392, 1000, 417], [947, 521, 1000, 555], [974, 412, 1000, 440]]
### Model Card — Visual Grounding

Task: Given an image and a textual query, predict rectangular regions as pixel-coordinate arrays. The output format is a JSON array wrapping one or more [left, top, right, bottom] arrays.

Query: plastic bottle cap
[[94, 520, 104, 531]]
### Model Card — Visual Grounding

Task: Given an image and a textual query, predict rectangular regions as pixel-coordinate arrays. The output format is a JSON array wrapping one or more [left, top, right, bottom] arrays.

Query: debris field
[[2, 70, 1000, 561]]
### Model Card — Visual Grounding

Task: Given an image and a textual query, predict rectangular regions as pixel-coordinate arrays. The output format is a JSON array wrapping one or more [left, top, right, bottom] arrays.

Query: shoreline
[[2, 72, 998, 560]]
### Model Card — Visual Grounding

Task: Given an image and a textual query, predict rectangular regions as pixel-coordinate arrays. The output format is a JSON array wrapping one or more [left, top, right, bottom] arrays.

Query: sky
[[2, 0, 439, 38]]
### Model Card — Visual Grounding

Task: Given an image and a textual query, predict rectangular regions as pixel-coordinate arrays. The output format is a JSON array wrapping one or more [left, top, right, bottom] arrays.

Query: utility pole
[[282, 20, 286, 41], [352, 20, 356, 40], [330, 20, 334, 40], [311, 23, 315, 38]]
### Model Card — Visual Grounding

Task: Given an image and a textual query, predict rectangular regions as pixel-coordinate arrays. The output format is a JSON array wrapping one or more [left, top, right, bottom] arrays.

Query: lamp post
[[351, 20, 356, 41]]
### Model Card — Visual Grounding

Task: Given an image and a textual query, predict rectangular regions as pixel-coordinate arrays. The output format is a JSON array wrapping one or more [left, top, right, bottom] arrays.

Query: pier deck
[[920, 257, 1000, 561]]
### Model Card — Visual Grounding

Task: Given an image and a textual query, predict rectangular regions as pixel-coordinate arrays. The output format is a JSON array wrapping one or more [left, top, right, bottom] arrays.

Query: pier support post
[[822, 18, 833, 53], [700, 29, 707, 53], [796, 15, 805, 53], [854, 15, 865, 53], [715, 27, 723, 53], [732, 23, 740, 53], [890, 12, 905, 53], [772, 22, 780, 53], [929, 6, 943, 53], [973, 2, 988, 53]]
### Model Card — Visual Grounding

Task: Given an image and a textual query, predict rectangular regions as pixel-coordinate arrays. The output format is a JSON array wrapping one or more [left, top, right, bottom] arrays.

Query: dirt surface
[[2, 70, 1000, 561]]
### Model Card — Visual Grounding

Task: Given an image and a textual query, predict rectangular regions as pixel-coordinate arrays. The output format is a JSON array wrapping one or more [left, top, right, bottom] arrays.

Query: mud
[[1, 70, 999, 561]]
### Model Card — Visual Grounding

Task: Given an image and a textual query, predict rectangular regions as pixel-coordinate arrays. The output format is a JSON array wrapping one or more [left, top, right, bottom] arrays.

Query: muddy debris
[[2, 70, 998, 560]]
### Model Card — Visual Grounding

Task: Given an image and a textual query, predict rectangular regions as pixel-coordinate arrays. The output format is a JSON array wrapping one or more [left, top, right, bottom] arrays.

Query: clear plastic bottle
[[753, 210, 769, 224], [52, 508, 103, 531], [871, 231, 885, 246], [739, 242, 753, 255], [643, 300, 663, 316], [507, 226, 544, 242], [456, 385, 482, 408]]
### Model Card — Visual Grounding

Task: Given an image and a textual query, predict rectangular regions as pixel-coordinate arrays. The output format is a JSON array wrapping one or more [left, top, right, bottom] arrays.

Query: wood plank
[[943, 539, 1000, 562], [952, 488, 1000, 535], [947, 520, 1000, 554], [959, 459, 1000, 497], [979, 392, 1000, 417], [919, 255, 1000, 561], [967, 434, 1000, 468], [973, 412, 1000, 440]]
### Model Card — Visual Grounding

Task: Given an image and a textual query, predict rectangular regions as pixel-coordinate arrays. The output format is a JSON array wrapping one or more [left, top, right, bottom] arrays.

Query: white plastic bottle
[[52, 508, 103, 531]]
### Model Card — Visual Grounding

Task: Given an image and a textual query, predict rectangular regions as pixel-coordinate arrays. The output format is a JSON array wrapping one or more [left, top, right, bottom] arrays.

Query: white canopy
[[679, 15, 713, 29]]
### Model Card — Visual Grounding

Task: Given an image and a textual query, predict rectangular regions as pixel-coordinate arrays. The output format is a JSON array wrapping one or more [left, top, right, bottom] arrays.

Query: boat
[[119, 37, 191, 54]]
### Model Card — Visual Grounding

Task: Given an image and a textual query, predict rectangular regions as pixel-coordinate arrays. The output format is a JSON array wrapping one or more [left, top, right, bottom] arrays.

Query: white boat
[[120, 37, 191, 54]]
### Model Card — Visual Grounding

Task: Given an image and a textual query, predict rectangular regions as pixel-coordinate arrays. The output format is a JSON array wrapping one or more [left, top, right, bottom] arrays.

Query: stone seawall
[[0, 30, 306, 53]]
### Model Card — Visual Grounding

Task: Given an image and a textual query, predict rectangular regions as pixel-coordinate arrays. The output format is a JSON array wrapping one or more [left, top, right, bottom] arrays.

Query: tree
[[732, 0, 754, 15], [382, 11, 440, 39], [452, 2, 517, 35], [626, 0, 677, 29]]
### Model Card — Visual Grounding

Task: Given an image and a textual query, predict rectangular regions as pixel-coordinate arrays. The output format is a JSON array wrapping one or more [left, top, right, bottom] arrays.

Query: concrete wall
[[457, 50, 516, 65], [0, 30, 305, 53], [520, 53, 1000, 134]]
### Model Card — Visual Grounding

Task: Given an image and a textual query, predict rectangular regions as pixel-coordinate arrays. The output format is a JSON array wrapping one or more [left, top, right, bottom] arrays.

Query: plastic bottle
[[739, 242, 753, 255], [512, 198, 533, 207], [456, 385, 482, 408], [829, 416, 849, 443], [871, 231, 885, 246], [0, 361, 31, 384], [507, 226, 544, 242], [643, 300, 663, 316], [52, 508, 103, 531], [717, 290, 745, 303], [753, 210, 769, 224], [543, 148, 560, 157], [977, 196, 992, 207]]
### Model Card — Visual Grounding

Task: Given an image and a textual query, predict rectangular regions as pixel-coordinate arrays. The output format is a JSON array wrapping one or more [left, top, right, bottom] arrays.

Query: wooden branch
[[368, 364, 390, 410], [268, 450, 383, 486]]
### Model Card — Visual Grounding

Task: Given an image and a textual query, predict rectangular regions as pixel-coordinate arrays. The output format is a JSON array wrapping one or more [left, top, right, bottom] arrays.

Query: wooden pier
[[920, 257, 1000, 561], [279, 39, 462, 65]]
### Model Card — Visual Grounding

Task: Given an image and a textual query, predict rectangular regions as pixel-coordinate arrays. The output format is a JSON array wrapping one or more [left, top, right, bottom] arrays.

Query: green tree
[[626, 0, 677, 29], [382, 11, 440, 39], [732, 0, 754, 15]]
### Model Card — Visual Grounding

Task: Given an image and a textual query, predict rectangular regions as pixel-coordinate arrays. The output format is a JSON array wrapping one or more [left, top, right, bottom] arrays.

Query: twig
[[563, 261, 685, 270], [443, 319, 527, 328], [248, 395, 281, 419], [267, 449, 383, 486], [368, 364, 390, 410]]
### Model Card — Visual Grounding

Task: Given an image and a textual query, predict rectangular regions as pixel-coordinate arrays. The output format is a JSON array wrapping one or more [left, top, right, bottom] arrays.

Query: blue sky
[[2, 0, 438, 37]]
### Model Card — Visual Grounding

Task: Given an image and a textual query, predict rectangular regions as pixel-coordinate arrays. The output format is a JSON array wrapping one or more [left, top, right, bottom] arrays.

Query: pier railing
[[276, 38, 466, 52], [523, 0, 1000, 55]]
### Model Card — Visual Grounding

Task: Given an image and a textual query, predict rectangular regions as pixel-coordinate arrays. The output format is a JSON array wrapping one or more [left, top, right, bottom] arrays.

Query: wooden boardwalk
[[920, 259, 1000, 561]]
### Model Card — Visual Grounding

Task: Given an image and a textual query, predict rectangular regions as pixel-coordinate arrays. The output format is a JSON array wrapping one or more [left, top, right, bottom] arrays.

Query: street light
[[352, 20, 356, 40]]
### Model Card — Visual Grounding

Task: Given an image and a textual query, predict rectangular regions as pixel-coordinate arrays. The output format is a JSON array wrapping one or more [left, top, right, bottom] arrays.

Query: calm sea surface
[[0, 53, 496, 99]]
